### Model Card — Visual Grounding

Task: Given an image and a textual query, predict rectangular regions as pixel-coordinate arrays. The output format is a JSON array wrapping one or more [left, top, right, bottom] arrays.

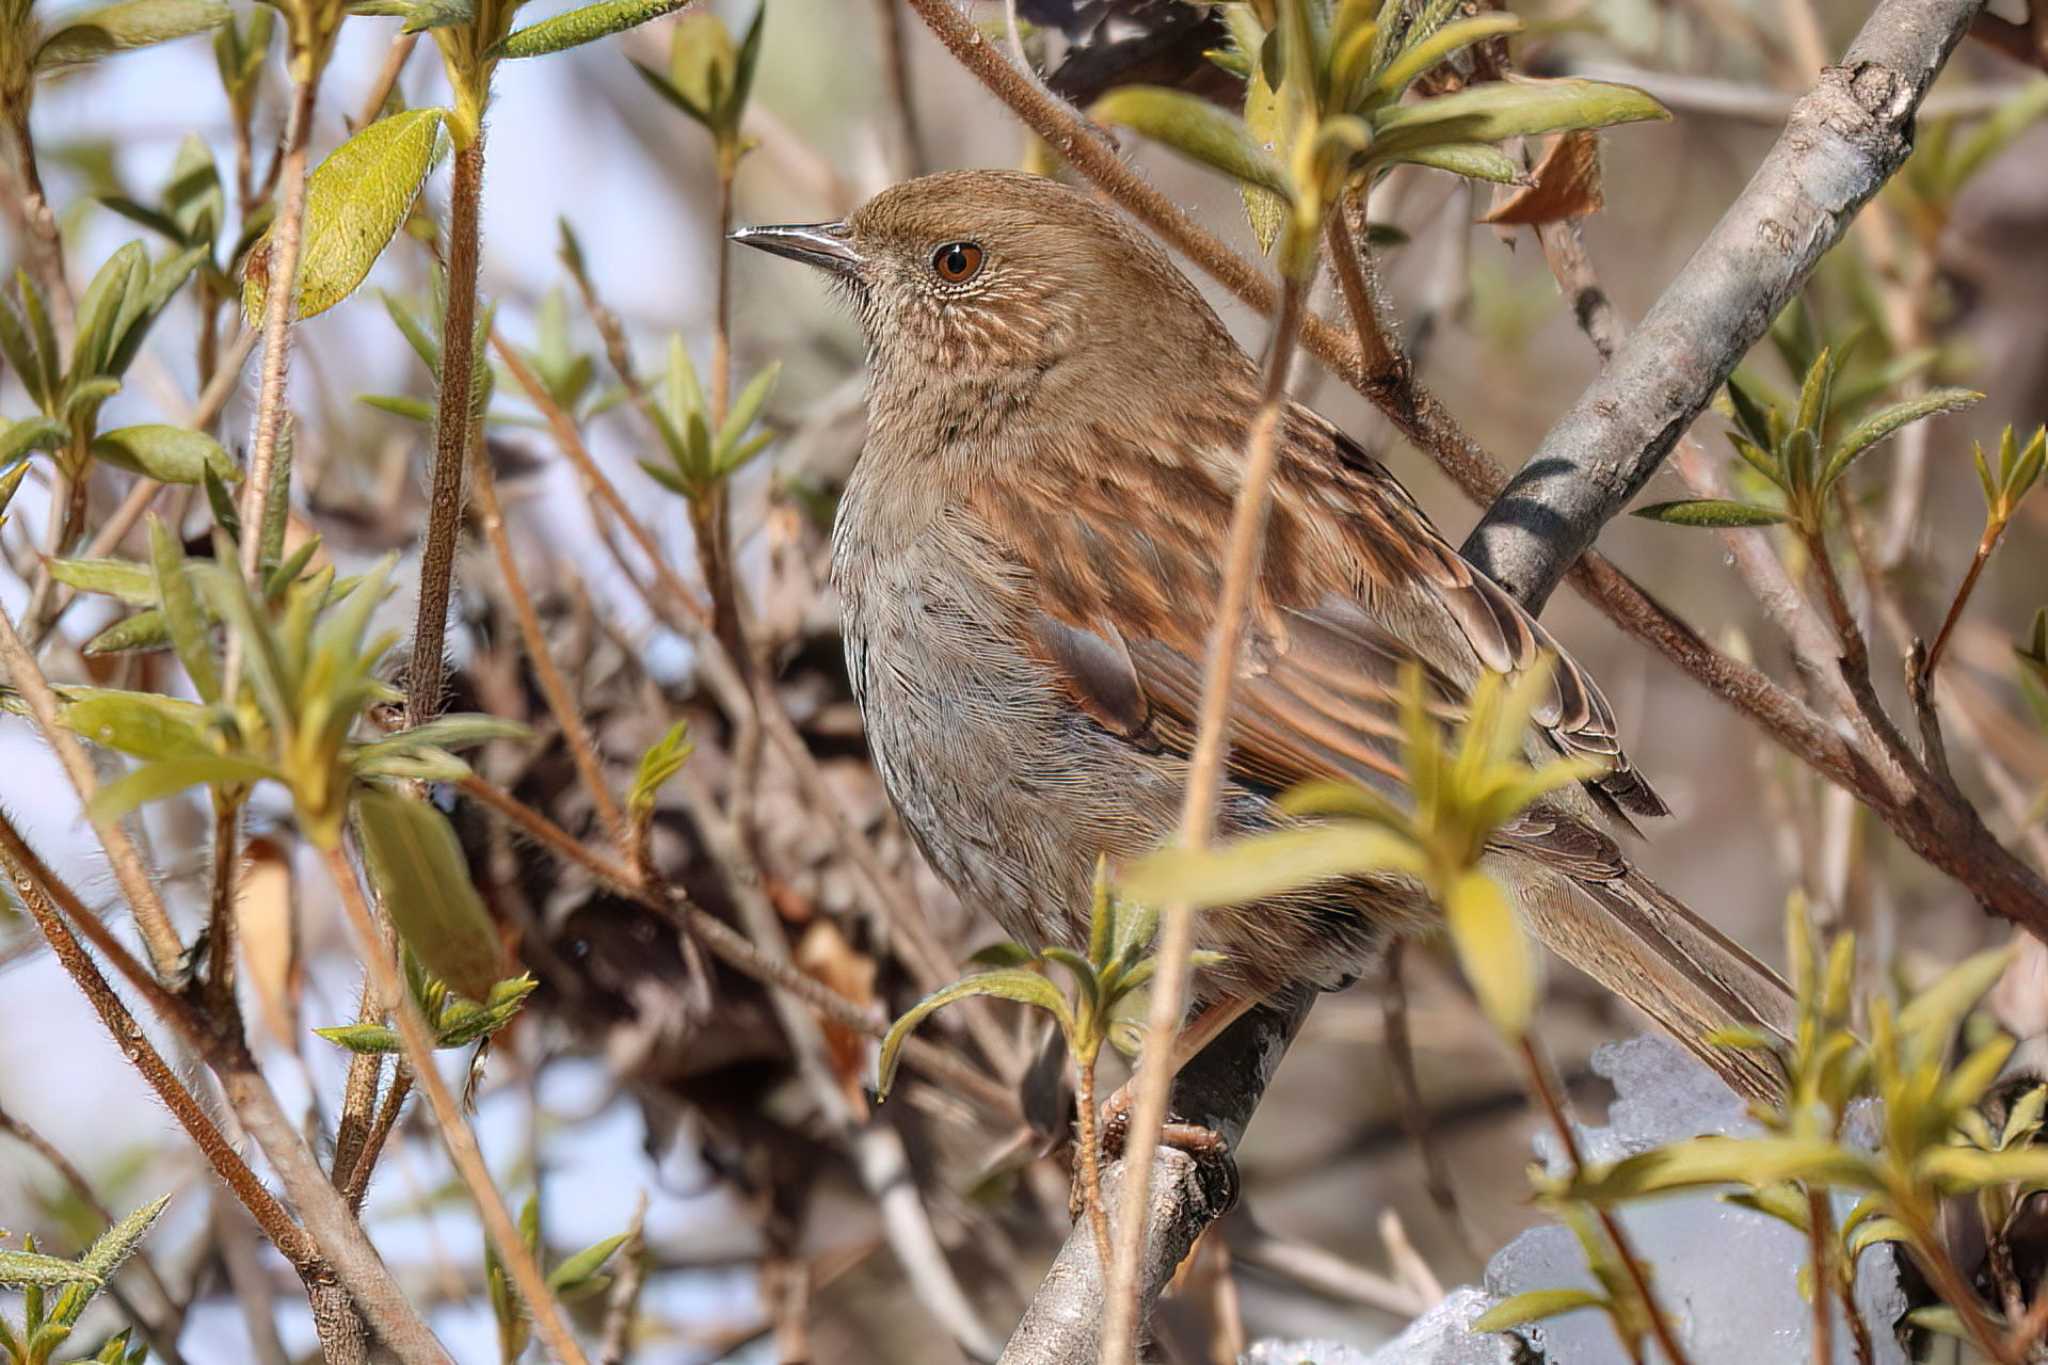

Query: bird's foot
[[1068, 1083, 1238, 1222]]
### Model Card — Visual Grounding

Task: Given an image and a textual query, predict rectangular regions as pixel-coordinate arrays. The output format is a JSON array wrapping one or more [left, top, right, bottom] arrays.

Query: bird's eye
[[931, 241, 985, 284]]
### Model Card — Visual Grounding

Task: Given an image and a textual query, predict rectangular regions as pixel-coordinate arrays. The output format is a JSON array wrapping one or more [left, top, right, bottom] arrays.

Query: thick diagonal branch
[[1460, 0, 1984, 611]]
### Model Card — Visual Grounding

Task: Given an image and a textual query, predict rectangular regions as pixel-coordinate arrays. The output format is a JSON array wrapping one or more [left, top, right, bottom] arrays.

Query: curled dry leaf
[[238, 834, 301, 1050], [1482, 129, 1604, 227], [796, 919, 877, 1116]]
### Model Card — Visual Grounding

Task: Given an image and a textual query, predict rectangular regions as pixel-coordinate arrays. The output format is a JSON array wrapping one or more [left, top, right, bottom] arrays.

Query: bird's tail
[[1520, 865, 1795, 1103]]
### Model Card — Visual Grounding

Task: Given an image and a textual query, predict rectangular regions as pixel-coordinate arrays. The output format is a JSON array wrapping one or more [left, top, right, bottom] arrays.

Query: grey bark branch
[[1462, 0, 1986, 611], [1000, 0, 1989, 1359], [999, 994, 1311, 1363]]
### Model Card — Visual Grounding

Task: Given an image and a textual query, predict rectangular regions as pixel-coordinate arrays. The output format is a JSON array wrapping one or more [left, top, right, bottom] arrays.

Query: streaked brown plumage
[[736, 170, 1791, 1096]]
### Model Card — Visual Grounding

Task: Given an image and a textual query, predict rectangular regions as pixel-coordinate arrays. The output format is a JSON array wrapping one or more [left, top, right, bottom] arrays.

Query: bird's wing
[[970, 404, 1665, 820]]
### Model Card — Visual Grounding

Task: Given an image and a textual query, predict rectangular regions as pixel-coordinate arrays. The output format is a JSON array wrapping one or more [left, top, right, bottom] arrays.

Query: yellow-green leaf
[[1443, 867, 1535, 1037], [91, 424, 237, 485], [355, 787, 504, 1000], [1471, 1287, 1606, 1332], [1118, 824, 1423, 912], [1091, 86, 1290, 199], [34, 0, 228, 69], [244, 109, 447, 322], [877, 969, 1073, 1100]]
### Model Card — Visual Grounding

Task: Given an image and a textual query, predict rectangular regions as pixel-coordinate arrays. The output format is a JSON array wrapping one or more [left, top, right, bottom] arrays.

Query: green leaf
[[312, 1022, 403, 1053], [348, 0, 472, 30], [149, 516, 219, 701], [245, 109, 447, 322], [56, 1194, 170, 1326], [495, 0, 693, 58], [715, 361, 780, 462], [1946, 79, 2048, 194], [969, 941, 1037, 968], [355, 787, 505, 1001], [1371, 76, 1668, 161], [1471, 1287, 1606, 1332], [1443, 867, 1535, 1037], [1631, 498, 1788, 528], [1819, 387, 1979, 492], [1119, 824, 1424, 912], [630, 58, 713, 130], [878, 969, 1074, 1100], [1567, 1135, 1876, 1204], [0, 417, 67, 465], [545, 1231, 631, 1294], [1897, 946, 2013, 1063], [71, 242, 148, 380], [49, 556, 158, 605], [90, 753, 277, 819], [85, 609, 172, 655], [0, 1251, 98, 1287], [92, 424, 238, 485], [0, 293, 50, 406], [1372, 13, 1522, 101], [1725, 377, 1775, 449], [33, 0, 229, 68], [362, 714, 531, 755], [1916, 1144, 2048, 1193], [0, 459, 32, 524], [62, 690, 212, 760], [360, 393, 436, 423], [628, 720, 693, 820], [1091, 86, 1290, 198], [1385, 141, 1525, 184]]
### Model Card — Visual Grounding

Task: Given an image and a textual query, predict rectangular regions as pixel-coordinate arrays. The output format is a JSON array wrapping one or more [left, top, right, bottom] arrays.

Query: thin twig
[[870, 0, 928, 176], [596, 1194, 649, 1365], [323, 841, 588, 1365], [0, 835, 313, 1270], [467, 411, 627, 848], [237, 76, 319, 595], [1102, 274, 1309, 1365], [1807, 1185, 1834, 1365], [1518, 1036, 1692, 1365]]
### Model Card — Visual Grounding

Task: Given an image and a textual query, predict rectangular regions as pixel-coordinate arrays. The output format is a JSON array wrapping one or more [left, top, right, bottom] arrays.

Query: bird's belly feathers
[[834, 523, 1177, 954], [831, 496, 1397, 991]]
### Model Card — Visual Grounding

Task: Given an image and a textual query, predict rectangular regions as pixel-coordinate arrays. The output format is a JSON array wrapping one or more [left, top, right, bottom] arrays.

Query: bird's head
[[732, 170, 1250, 430]]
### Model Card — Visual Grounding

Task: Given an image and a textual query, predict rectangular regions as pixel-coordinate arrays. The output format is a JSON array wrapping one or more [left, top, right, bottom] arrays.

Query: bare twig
[[468, 413, 627, 848], [0, 598, 185, 976]]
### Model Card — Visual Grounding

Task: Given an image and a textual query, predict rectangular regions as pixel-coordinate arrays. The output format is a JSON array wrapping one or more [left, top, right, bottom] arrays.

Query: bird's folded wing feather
[[971, 405, 1666, 821]]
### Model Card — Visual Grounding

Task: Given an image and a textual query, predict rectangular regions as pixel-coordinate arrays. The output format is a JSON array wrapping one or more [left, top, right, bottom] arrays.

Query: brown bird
[[734, 169, 1792, 1103]]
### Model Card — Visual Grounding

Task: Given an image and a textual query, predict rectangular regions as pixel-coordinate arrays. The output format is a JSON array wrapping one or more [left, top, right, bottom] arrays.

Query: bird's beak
[[728, 221, 863, 276]]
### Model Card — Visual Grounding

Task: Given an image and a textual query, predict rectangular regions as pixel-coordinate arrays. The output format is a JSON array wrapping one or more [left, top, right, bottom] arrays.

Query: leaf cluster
[[630, 5, 763, 151], [1, 248, 219, 483], [1091, 0, 1665, 275], [0, 1197, 167, 1365], [638, 337, 778, 502], [1636, 325, 1978, 535], [878, 860, 1206, 1097], [484, 1194, 632, 1364], [1123, 662, 1599, 1037]]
